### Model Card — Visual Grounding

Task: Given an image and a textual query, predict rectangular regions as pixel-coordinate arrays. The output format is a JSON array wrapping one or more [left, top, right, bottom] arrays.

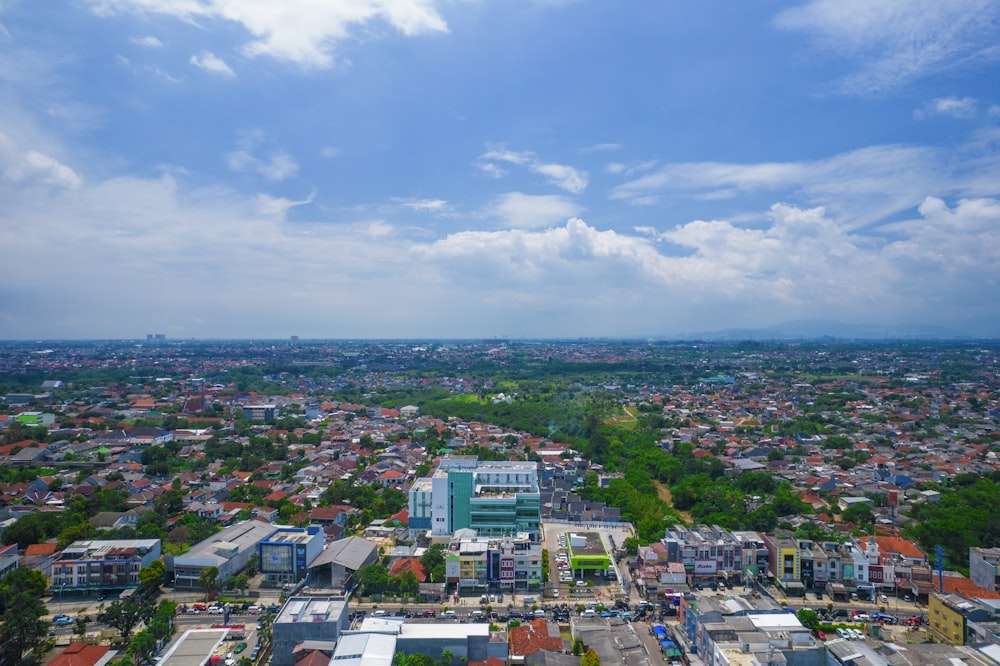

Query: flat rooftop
[[159, 629, 227, 666], [567, 532, 608, 557], [276, 597, 347, 624]]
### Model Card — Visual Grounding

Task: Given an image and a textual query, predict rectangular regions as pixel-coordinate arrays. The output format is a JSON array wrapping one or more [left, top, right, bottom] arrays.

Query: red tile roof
[[25, 543, 58, 556], [388, 557, 427, 582], [48, 643, 113, 666], [509, 618, 563, 656]]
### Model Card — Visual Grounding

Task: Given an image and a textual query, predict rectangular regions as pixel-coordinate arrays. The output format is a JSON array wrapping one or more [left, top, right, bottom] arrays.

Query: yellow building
[[928, 593, 967, 644]]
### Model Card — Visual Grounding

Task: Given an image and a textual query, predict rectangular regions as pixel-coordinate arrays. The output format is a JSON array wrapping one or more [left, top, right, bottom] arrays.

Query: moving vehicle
[[53, 615, 74, 626]]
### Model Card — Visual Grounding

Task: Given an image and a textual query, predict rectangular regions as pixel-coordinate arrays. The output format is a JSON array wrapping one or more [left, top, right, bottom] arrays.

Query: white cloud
[[394, 198, 449, 213], [0, 132, 82, 189], [190, 50, 235, 77], [130, 35, 163, 48], [1, 155, 997, 337], [226, 131, 299, 181], [87, 0, 449, 69], [609, 144, 978, 228], [481, 192, 583, 229], [914, 96, 978, 119], [532, 162, 588, 194], [774, 0, 1000, 94], [477, 144, 589, 194]]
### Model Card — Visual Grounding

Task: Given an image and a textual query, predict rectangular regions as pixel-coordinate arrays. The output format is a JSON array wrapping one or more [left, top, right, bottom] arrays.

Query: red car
[[815, 630, 827, 641]]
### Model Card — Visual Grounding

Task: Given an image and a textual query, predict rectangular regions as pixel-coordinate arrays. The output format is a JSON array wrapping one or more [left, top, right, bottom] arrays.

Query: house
[[509, 618, 565, 664], [48, 643, 117, 666]]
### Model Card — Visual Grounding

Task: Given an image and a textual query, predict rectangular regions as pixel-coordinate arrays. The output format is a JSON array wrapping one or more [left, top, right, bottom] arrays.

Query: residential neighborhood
[[0, 339, 998, 666]]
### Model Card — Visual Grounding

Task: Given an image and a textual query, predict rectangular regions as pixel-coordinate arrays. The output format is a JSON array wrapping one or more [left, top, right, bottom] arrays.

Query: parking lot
[[543, 521, 632, 602]]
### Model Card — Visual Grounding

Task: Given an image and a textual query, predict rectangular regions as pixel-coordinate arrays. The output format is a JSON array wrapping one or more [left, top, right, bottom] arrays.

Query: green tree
[[198, 566, 220, 601], [420, 544, 446, 583], [139, 559, 167, 594], [581, 648, 601, 666], [126, 630, 157, 664], [796, 608, 819, 630], [100, 595, 156, 643], [0, 592, 49, 664]]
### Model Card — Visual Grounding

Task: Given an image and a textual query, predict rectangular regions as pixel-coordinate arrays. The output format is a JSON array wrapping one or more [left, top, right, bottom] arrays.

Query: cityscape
[[0, 338, 998, 666], [1, 1, 999, 666]]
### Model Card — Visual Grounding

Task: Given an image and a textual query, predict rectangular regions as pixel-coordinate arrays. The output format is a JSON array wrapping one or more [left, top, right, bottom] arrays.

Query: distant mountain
[[674, 317, 1000, 341]]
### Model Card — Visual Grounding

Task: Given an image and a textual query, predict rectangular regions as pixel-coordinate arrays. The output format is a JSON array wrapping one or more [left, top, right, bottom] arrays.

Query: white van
[[879, 593, 888, 603]]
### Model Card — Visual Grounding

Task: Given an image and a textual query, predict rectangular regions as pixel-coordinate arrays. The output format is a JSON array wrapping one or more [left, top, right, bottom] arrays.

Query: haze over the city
[[1, 0, 998, 340]]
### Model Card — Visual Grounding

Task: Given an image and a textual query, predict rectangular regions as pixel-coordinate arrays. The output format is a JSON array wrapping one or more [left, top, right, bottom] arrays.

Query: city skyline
[[1, 1, 998, 340]]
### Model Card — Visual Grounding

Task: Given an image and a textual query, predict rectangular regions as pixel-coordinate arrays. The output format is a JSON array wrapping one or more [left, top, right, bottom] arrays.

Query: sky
[[1, 0, 999, 340]]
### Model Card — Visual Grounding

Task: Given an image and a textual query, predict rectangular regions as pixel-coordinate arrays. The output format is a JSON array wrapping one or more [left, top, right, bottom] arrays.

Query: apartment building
[[49, 539, 161, 593], [663, 525, 755, 586], [444, 533, 543, 593]]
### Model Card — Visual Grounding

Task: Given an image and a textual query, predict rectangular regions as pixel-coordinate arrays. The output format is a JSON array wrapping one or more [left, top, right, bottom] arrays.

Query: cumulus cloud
[[481, 192, 584, 229], [477, 145, 589, 194], [774, 0, 1000, 94], [87, 0, 449, 69], [1, 153, 998, 338], [190, 50, 236, 77], [914, 96, 978, 119]]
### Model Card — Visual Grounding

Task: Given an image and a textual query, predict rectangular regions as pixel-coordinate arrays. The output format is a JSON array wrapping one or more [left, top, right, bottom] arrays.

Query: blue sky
[[1, 0, 998, 339]]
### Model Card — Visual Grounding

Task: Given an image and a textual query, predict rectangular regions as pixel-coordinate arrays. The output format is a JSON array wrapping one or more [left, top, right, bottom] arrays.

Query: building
[[240, 404, 277, 421], [172, 520, 276, 589], [329, 631, 396, 666], [444, 532, 543, 593], [306, 536, 379, 591], [694, 612, 819, 666], [49, 539, 161, 593], [357, 616, 493, 665], [48, 643, 117, 666], [561, 532, 610, 574], [927, 592, 997, 645], [662, 525, 757, 587], [971, 547, 1000, 592], [409, 456, 541, 538], [0, 543, 18, 580], [257, 526, 325, 586], [761, 532, 802, 595], [271, 597, 349, 666]]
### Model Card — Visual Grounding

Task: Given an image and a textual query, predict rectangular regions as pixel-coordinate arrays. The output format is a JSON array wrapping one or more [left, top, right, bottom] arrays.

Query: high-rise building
[[409, 456, 540, 539]]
